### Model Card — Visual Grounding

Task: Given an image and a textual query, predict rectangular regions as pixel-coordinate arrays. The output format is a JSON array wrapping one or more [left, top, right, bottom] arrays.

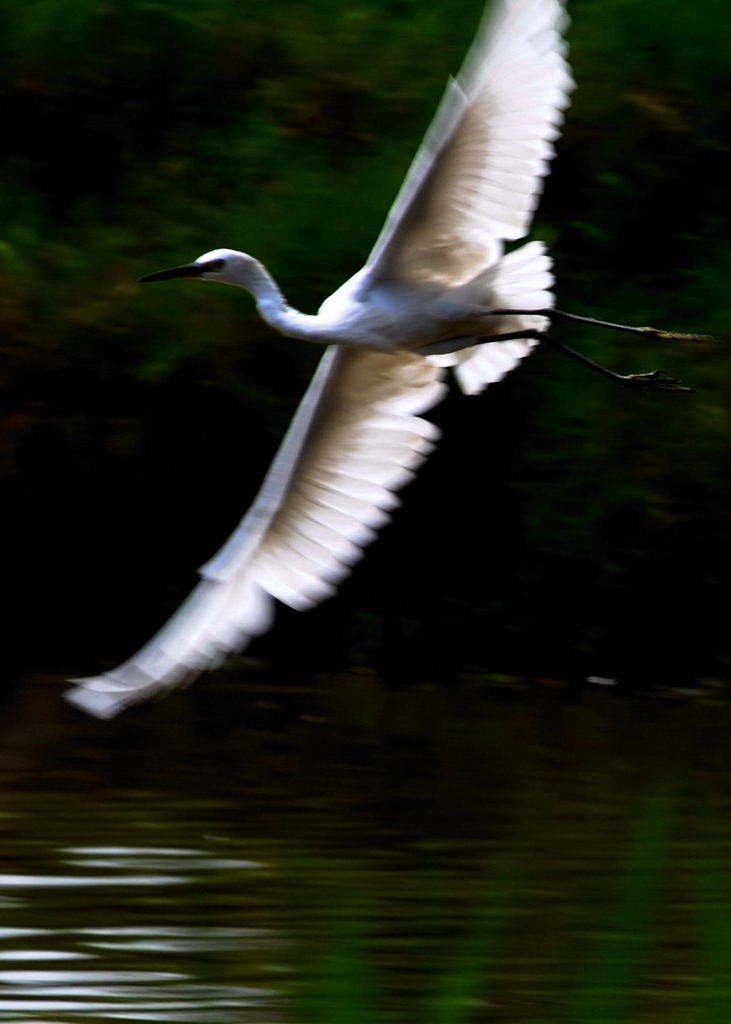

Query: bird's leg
[[488, 308, 715, 344], [534, 332, 695, 391], [420, 329, 695, 392], [420, 335, 484, 355]]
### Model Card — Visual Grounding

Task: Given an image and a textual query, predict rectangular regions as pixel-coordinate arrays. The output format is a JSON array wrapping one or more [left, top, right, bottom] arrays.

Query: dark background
[[1, 0, 729, 693]]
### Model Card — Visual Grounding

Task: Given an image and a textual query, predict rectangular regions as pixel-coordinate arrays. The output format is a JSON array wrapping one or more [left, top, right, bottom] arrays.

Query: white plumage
[[67, 0, 574, 717]]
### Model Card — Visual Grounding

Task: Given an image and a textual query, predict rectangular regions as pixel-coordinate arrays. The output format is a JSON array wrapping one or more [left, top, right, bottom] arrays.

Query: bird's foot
[[618, 369, 695, 393], [638, 326, 716, 343]]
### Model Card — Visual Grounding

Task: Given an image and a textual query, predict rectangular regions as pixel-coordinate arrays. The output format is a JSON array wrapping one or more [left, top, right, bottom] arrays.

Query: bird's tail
[[429, 241, 554, 395]]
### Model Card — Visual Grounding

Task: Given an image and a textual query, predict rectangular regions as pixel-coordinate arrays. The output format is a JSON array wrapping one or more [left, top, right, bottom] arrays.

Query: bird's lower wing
[[66, 347, 447, 718]]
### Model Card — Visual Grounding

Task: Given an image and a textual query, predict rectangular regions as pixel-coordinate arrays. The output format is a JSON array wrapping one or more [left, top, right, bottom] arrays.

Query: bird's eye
[[208, 258, 225, 272]]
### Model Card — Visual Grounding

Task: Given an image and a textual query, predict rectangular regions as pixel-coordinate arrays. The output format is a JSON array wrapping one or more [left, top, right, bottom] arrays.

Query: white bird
[[68, 0, 698, 718]]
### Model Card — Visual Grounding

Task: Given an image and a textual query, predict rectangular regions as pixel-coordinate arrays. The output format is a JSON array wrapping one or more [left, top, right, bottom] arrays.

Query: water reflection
[[1, 675, 731, 1021], [0, 827, 278, 1022]]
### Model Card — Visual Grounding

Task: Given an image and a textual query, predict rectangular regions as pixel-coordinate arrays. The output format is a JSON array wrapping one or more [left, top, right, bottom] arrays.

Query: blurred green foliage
[[1, 0, 729, 686]]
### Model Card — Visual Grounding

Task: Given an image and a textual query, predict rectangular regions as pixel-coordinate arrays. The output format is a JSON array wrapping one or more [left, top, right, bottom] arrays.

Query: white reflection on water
[[0, 929, 48, 938], [62, 844, 263, 872], [64, 857, 259, 871], [63, 847, 207, 856], [0, 951, 92, 961], [82, 925, 275, 954], [0, 831, 280, 1022], [0, 960, 275, 1020], [81, 926, 265, 936], [0, 970, 185, 984], [0, 1003, 253, 1022], [0, 873, 186, 888]]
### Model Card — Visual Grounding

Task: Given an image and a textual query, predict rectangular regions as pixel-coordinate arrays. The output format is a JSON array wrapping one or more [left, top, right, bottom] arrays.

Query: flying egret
[[67, 0, 703, 718]]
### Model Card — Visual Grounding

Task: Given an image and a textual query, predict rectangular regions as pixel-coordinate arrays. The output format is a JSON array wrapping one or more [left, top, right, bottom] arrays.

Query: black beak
[[138, 262, 202, 283]]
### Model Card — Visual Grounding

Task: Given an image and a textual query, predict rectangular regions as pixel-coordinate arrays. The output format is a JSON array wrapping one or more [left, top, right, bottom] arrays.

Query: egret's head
[[139, 248, 258, 287]]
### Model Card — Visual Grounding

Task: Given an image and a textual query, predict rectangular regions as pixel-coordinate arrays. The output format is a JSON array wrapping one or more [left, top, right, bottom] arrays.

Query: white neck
[[236, 260, 324, 342]]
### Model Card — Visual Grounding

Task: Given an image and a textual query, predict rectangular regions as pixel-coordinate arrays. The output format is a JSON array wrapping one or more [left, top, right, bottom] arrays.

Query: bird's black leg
[[420, 329, 695, 392], [533, 331, 695, 391], [489, 308, 714, 344]]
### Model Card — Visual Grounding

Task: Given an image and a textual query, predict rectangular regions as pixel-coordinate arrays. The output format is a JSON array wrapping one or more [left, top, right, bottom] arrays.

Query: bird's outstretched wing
[[66, 348, 446, 717], [363, 0, 572, 290]]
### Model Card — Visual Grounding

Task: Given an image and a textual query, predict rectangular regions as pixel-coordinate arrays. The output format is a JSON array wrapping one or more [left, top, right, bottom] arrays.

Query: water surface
[[1, 672, 731, 1022]]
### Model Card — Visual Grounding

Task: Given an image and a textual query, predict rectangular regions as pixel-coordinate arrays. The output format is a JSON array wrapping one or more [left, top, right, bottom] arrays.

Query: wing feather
[[66, 347, 446, 717], [364, 0, 572, 288]]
